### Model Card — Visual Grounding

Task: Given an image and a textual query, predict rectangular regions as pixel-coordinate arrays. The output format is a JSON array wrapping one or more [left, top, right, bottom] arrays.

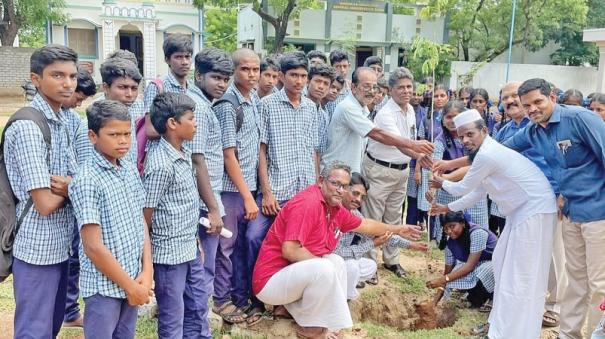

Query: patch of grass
[[358, 321, 401, 338], [399, 327, 463, 339], [0, 277, 15, 312], [358, 287, 381, 305], [388, 273, 428, 295]]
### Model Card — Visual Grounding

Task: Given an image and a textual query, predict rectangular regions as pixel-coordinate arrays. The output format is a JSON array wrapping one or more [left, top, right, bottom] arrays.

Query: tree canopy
[[422, 0, 588, 63], [0, 0, 66, 47]]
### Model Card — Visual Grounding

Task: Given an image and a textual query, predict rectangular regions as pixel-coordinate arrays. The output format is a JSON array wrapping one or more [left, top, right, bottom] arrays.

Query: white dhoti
[[256, 254, 352, 331], [345, 258, 377, 300], [488, 212, 556, 339]]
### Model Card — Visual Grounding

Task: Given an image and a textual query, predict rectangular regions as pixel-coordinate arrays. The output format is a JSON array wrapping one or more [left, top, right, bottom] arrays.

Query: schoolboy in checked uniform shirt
[[69, 100, 152, 338], [4, 45, 79, 338], [143, 92, 205, 338], [187, 47, 232, 336], [212, 48, 261, 320]]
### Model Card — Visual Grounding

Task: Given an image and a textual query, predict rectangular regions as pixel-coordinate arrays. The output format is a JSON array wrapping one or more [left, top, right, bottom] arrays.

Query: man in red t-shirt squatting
[[251, 161, 423, 338]]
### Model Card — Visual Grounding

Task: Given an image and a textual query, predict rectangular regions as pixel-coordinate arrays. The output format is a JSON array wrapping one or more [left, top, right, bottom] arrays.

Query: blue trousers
[[214, 192, 248, 306], [13, 258, 68, 338], [65, 223, 81, 322], [231, 194, 285, 308], [198, 209, 219, 338], [83, 294, 138, 339], [154, 256, 206, 339]]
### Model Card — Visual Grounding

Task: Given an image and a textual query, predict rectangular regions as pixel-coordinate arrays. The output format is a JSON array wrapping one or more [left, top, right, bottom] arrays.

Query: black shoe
[[356, 281, 366, 289], [383, 264, 407, 277]]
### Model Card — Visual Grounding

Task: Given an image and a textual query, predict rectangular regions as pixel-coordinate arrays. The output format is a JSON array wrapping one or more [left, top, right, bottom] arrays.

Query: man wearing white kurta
[[430, 109, 557, 339]]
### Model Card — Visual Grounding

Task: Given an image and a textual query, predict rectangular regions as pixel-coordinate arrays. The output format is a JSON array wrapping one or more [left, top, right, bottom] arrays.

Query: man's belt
[[366, 153, 408, 170]]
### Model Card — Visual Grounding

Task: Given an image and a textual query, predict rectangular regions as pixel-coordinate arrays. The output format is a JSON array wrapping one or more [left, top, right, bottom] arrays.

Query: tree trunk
[[252, 0, 296, 54], [0, 0, 18, 46]]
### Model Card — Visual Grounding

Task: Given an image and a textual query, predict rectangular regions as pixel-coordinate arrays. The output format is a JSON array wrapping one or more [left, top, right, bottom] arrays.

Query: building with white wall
[[48, 0, 203, 82], [237, 0, 446, 72]]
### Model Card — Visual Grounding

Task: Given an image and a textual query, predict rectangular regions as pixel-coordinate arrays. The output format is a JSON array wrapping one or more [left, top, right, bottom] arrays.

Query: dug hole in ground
[[216, 247, 560, 339]]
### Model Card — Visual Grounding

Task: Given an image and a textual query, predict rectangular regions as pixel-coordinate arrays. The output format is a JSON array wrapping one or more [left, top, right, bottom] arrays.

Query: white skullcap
[[453, 109, 483, 129]]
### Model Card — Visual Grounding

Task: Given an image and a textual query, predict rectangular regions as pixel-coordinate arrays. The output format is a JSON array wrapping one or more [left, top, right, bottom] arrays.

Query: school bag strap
[[0, 107, 51, 281], [213, 92, 244, 133]]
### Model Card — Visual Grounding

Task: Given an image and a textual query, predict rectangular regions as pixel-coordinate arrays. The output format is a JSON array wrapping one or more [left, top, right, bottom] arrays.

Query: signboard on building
[[332, 0, 386, 13]]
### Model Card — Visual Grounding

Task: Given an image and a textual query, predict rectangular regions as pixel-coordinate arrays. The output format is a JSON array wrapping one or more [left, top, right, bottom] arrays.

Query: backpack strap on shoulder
[[213, 92, 244, 133]]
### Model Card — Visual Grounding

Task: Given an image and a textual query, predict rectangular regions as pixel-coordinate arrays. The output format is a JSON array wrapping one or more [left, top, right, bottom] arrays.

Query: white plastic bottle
[[199, 217, 233, 238]]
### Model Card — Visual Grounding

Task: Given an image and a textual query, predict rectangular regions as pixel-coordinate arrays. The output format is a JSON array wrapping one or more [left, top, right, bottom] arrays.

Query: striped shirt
[[144, 138, 199, 265]]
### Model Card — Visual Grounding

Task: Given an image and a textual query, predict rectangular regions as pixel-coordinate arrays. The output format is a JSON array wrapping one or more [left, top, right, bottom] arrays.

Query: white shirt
[[366, 98, 415, 164], [321, 93, 375, 173], [443, 136, 556, 224]]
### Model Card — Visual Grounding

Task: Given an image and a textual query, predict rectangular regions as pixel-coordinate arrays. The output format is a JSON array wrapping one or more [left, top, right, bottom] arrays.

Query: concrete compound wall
[[0, 47, 35, 96], [450, 61, 599, 98]]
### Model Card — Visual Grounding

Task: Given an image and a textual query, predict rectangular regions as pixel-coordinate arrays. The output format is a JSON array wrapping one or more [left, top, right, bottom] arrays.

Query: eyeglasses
[[359, 84, 380, 92], [326, 178, 351, 191]]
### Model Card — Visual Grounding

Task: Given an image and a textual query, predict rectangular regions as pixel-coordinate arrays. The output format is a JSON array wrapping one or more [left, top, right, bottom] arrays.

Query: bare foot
[[295, 324, 327, 339]]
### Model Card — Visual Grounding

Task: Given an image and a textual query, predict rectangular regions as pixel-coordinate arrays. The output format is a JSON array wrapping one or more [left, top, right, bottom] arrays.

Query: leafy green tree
[[194, 0, 321, 53], [204, 7, 237, 52], [422, 0, 588, 63], [405, 36, 455, 82], [0, 0, 66, 46], [549, 0, 605, 66]]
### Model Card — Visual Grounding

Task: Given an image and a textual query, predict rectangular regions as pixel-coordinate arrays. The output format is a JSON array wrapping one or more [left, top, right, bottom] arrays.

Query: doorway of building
[[356, 47, 373, 68], [118, 30, 144, 76]]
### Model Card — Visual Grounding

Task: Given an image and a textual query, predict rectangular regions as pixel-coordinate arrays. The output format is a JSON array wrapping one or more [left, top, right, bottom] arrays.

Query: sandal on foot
[[212, 301, 247, 324], [366, 273, 379, 285], [542, 310, 560, 327], [273, 305, 293, 320], [246, 306, 265, 326], [479, 300, 492, 313], [295, 324, 327, 339]]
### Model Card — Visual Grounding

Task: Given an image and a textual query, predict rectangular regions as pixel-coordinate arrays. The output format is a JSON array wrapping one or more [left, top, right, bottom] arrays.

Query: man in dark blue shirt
[[504, 78, 605, 339]]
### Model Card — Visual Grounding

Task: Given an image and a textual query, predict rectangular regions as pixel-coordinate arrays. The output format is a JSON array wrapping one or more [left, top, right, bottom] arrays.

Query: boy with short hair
[[212, 48, 260, 324], [143, 92, 205, 338], [69, 100, 152, 338], [5, 43, 78, 338], [188, 47, 233, 338], [305, 63, 336, 156], [97, 57, 143, 165], [245, 51, 320, 322], [307, 50, 327, 65], [326, 50, 351, 116], [62, 66, 97, 328], [256, 56, 279, 99]]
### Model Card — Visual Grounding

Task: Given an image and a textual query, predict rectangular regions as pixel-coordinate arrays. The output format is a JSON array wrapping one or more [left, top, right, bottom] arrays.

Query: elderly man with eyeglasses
[[321, 67, 434, 174], [252, 162, 422, 339]]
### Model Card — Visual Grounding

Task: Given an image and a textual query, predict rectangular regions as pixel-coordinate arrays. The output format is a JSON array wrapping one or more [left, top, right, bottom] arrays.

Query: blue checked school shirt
[[144, 138, 199, 265], [3, 94, 77, 265], [504, 104, 605, 222], [316, 103, 331, 156], [69, 150, 145, 299], [186, 85, 225, 215], [260, 89, 319, 201], [214, 83, 261, 192]]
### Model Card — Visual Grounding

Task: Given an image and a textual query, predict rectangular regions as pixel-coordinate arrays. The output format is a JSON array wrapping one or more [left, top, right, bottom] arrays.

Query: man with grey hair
[[321, 67, 433, 174], [252, 161, 422, 338], [362, 67, 419, 277], [429, 109, 557, 339]]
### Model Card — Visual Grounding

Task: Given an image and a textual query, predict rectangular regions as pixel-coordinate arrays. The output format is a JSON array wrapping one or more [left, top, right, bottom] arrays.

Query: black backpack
[[0, 107, 51, 282]]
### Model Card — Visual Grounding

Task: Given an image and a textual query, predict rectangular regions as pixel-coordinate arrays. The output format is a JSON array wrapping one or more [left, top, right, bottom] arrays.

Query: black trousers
[[467, 280, 493, 308]]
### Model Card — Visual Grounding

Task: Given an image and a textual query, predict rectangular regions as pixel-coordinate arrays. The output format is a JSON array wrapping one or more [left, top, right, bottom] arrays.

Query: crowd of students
[[4, 32, 605, 339]]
